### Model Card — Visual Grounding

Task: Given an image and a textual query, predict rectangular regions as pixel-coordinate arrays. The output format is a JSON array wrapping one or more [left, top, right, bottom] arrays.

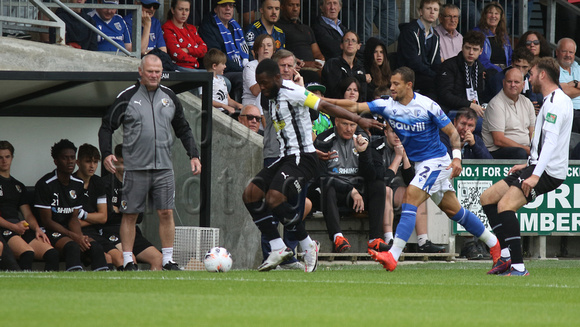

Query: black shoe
[[124, 262, 138, 271], [163, 261, 182, 271], [418, 240, 446, 253], [460, 241, 483, 260]]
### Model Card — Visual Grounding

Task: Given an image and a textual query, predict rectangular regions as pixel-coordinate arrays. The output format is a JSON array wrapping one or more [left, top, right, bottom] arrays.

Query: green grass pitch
[[1, 260, 579, 327]]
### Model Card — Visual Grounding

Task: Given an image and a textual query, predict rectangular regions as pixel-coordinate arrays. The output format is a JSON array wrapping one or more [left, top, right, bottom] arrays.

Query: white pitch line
[[0, 273, 578, 289]]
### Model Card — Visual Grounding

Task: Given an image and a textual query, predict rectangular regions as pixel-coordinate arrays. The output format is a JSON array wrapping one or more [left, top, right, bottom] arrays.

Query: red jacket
[[162, 20, 207, 69]]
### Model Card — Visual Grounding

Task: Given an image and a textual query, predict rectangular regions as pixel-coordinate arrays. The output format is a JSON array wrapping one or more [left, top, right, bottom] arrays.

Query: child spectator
[[205, 48, 243, 115]]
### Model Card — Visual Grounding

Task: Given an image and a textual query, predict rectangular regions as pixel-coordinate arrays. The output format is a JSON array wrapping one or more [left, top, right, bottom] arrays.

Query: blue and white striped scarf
[[214, 13, 249, 68]]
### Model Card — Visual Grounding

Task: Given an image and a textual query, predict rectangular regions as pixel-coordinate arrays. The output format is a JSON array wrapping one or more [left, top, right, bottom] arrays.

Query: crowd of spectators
[[7, 0, 580, 266]]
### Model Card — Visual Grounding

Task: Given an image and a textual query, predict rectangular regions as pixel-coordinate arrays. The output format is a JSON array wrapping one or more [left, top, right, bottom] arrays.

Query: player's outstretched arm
[[317, 100, 383, 133], [320, 97, 371, 114], [441, 122, 462, 178]]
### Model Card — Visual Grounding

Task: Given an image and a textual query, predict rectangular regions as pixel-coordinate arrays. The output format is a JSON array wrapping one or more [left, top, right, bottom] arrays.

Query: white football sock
[[162, 247, 174, 266], [479, 229, 498, 248], [269, 238, 286, 251], [512, 263, 525, 272], [299, 236, 314, 251], [333, 233, 344, 242], [501, 248, 511, 258], [384, 232, 393, 243], [417, 234, 428, 247], [390, 238, 407, 261], [123, 252, 134, 267]]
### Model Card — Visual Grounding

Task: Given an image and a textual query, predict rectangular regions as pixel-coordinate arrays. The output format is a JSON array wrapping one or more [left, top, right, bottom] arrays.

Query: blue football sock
[[394, 203, 418, 242], [451, 207, 485, 237]]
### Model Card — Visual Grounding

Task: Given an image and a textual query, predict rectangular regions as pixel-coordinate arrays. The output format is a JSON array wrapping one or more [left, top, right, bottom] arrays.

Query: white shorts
[[410, 155, 455, 205]]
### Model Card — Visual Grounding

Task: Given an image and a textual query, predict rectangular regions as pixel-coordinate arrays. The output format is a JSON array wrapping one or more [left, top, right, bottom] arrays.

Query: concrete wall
[[1, 38, 265, 269]]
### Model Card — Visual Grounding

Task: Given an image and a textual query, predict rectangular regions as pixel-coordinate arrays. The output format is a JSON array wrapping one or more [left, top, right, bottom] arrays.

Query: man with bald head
[[482, 68, 536, 159], [556, 38, 580, 133], [99, 54, 201, 271], [238, 105, 263, 134]]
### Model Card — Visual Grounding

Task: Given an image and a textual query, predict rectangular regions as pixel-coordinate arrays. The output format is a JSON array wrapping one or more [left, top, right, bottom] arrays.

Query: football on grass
[[203, 247, 233, 272]]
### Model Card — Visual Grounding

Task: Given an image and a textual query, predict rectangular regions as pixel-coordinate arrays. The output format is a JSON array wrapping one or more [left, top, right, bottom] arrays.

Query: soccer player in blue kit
[[325, 67, 501, 272]]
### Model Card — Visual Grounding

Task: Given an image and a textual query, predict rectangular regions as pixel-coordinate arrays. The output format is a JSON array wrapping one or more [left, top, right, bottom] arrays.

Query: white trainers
[[258, 247, 294, 272], [275, 261, 305, 271], [303, 240, 319, 273]]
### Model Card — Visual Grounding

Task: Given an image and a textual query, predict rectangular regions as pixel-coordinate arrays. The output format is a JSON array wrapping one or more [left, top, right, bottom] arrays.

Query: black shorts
[[0, 228, 36, 243], [503, 165, 564, 202], [252, 153, 318, 201], [99, 224, 154, 256]]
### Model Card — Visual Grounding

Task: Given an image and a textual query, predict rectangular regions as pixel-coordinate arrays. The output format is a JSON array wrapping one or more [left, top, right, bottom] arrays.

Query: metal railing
[[1, 0, 141, 57]]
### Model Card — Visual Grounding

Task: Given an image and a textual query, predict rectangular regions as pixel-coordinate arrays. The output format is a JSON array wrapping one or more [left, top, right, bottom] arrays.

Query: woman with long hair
[[162, 0, 208, 71], [363, 37, 391, 101], [515, 31, 551, 58], [472, 2, 512, 76]]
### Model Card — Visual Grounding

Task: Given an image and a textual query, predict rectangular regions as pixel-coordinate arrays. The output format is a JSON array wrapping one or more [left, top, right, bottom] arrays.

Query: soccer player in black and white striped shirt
[[242, 59, 383, 272], [481, 57, 573, 276]]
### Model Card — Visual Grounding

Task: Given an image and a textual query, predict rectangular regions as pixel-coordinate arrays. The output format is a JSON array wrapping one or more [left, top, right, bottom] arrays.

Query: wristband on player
[[78, 209, 88, 220], [452, 149, 462, 160]]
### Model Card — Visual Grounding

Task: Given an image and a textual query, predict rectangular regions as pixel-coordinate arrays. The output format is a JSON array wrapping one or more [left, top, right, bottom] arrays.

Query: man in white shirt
[[556, 38, 580, 133], [480, 57, 573, 276]]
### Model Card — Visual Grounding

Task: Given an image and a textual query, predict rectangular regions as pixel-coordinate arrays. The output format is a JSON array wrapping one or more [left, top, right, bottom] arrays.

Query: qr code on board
[[456, 180, 493, 230]]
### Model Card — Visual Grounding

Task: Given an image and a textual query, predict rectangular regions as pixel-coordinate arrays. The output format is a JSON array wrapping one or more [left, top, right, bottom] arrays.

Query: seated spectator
[[440, 108, 492, 160], [0, 140, 59, 271], [472, 2, 512, 78], [515, 31, 551, 59], [311, 0, 347, 60], [243, 34, 275, 106], [272, 49, 304, 86], [34, 140, 108, 271], [72, 144, 119, 269], [205, 49, 243, 115], [49, 0, 97, 50], [102, 145, 163, 270], [436, 30, 486, 116], [162, 0, 207, 71], [363, 37, 391, 101], [397, 0, 441, 98], [434, 3, 462, 62], [378, 124, 445, 253], [337, 77, 361, 102], [199, 0, 251, 101], [89, 0, 132, 52], [482, 69, 536, 159], [124, 0, 166, 56], [556, 38, 580, 133], [321, 31, 367, 101], [238, 105, 263, 134], [277, 0, 324, 83], [439, 108, 492, 260], [244, 0, 285, 52], [483, 47, 542, 115], [314, 118, 388, 253], [305, 82, 333, 138]]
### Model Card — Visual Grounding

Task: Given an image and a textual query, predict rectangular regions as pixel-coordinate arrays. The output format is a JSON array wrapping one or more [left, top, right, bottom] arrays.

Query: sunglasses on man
[[240, 114, 262, 122]]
